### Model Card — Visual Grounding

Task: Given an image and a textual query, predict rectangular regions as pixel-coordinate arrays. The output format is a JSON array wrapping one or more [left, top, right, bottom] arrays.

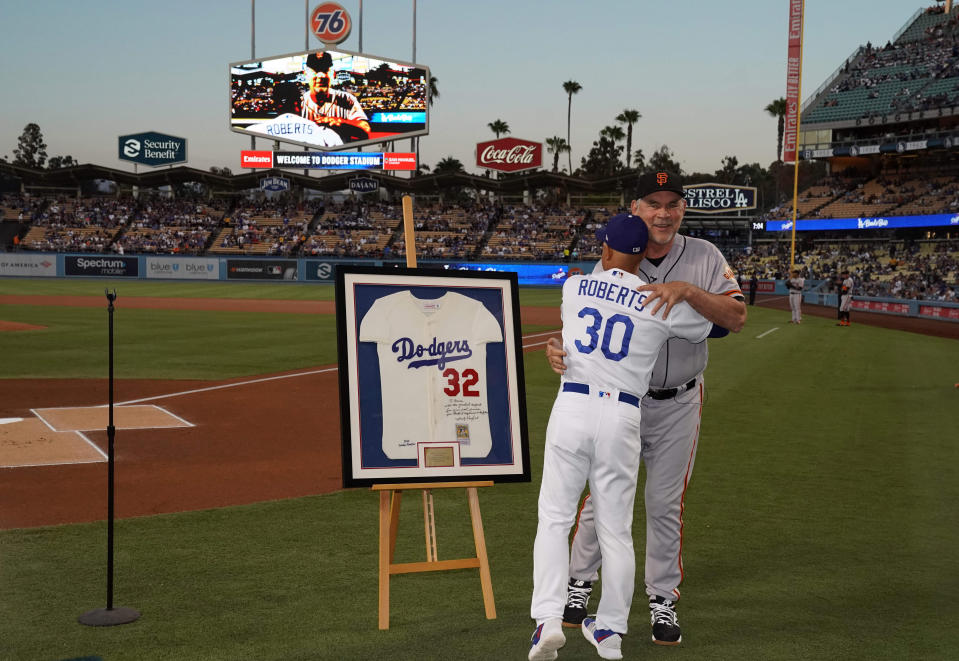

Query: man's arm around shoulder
[[683, 285, 747, 333]]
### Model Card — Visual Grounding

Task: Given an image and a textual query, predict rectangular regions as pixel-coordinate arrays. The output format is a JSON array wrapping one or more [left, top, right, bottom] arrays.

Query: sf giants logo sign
[[476, 137, 543, 173], [656, 172, 669, 186]]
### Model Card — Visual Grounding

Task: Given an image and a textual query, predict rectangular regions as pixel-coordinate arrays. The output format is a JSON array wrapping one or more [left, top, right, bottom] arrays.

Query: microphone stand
[[78, 289, 140, 627]]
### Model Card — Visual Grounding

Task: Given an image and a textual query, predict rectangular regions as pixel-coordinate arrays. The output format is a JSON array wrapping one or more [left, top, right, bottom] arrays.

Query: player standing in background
[[301, 51, 371, 142], [838, 269, 854, 326], [546, 171, 746, 646], [786, 268, 805, 323], [529, 214, 712, 661]]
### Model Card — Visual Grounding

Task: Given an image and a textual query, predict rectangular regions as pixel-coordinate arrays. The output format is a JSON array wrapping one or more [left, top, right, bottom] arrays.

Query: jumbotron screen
[[230, 48, 429, 151]]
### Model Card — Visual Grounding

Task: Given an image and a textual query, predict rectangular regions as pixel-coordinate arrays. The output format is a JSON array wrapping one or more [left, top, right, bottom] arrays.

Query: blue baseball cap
[[595, 213, 649, 255]]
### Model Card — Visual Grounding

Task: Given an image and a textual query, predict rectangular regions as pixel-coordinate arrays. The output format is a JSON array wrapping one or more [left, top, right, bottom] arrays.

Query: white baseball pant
[[531, 386, 643, 634]]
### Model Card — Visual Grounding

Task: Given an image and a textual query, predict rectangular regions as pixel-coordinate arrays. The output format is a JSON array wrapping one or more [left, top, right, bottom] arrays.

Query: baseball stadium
[[1, 2, 958, 661]]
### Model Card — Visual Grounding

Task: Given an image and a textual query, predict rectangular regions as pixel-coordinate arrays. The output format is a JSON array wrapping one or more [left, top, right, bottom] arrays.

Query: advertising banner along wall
[[0, 254, 56, 277], [145, 257, 219, 280], [65, 256, 138, 278], [226, 259, 297, 280]]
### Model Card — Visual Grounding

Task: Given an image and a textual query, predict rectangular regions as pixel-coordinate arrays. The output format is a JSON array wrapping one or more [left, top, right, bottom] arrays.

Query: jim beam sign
[[683, 183, 757, 214], [475, 137, 542, 173]]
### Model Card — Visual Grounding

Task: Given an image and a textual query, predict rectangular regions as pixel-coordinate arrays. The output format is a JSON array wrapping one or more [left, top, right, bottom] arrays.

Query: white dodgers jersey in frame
[[359, 291, 504, 460]]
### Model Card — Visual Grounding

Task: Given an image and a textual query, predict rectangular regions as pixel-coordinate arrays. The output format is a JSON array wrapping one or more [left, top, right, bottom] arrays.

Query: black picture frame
[[335, 265, 531, 488]]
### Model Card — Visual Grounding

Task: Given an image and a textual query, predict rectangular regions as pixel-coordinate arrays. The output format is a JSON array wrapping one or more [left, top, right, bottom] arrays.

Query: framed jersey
[[335, 265, 531, 487]]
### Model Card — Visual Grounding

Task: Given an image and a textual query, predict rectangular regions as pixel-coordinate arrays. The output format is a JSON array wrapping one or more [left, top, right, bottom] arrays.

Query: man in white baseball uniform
[[529, 214, 712, 661], [547, 171, 747, 646], [787, 268, 805, 323]]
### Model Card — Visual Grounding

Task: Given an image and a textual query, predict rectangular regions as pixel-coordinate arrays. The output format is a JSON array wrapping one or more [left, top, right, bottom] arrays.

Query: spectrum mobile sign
[[241, 150, 415, 170], [118, 131, 188, 167]]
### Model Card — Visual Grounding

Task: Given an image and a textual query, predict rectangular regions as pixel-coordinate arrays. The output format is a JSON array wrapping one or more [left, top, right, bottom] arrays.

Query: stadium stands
[[803, 5, 959, 126]]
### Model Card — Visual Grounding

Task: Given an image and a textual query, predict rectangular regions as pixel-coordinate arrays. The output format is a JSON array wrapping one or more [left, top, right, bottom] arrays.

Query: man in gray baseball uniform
[[837, 269, 853, 326], [546, 170, 746, 646], [529, 214, 712, 661], [786, 268, 805, 324], [300, 51, 371, 143]]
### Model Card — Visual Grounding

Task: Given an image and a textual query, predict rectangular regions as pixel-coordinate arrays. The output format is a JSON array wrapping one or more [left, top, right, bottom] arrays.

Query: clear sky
[[0, 1, 928, 176]]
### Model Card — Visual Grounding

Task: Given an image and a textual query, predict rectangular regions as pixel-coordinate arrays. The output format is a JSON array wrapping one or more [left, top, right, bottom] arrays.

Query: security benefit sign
[[241, 150, 415, 170], [118, 131, 188, 167], [683, 183, 757, 214], [336, 266, 531, 487]]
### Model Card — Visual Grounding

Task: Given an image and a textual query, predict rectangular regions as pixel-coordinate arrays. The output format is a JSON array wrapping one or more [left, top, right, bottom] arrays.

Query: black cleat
[[649, 595, 682, 646], [562, 578, 592, 628]]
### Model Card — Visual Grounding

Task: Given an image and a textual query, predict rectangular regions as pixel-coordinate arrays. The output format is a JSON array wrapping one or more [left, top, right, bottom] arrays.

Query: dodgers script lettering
[[392, 337, 473, 369]]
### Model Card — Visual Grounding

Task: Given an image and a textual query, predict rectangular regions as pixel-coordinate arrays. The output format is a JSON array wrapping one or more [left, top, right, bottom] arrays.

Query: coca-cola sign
[[475, 137, 543, 172]]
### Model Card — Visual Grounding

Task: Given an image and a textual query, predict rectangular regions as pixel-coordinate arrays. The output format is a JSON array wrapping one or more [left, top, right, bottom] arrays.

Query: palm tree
[[488, 120, 510, 138], [433, 156, 465, 175], [632, 148, 646, 172], [765, 97, 788, 162], [563, 80, 582, 174], [545, 136, 570, 172], [600, 125, 625, 143], [615, 109, 642, 169], [428, 75, 439, 107]]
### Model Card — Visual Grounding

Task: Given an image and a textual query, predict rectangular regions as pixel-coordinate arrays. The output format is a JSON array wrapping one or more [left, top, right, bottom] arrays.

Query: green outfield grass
[[0, 278, 559, 306], [0, 279, 560, 380], [1, 290, 958, 659], [0, 278, 335, 300]]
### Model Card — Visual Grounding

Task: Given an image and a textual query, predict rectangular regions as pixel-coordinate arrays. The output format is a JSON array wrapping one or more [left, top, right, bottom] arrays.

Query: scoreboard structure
[[230, 47, 429, 152]]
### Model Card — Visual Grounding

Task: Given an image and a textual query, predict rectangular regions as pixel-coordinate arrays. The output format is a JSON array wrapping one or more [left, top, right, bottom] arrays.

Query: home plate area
[[0, 405, 192, 468]]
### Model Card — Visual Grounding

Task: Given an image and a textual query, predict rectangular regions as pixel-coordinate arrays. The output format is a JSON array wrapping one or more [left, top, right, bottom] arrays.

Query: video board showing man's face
[[230, 48, 429, 151]]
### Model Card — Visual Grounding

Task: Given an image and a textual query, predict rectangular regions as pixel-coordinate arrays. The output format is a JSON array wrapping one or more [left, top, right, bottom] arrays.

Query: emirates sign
[[475, 137, 542, 172]]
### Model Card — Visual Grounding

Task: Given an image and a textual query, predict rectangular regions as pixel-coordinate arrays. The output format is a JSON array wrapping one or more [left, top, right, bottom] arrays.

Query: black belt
[[562, 382, 640, 408], [646, 378, 697, 400]]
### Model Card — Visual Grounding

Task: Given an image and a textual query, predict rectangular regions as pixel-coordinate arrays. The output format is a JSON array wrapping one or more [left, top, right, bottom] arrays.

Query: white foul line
[[115, 367, 339, 406], [523, 330, 561, 340], [756, 327, 780, 339], [102, 328, 562, 407], [76, 431, 109, 461]]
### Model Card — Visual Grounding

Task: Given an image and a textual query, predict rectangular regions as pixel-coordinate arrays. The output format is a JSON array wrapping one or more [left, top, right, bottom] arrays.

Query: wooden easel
[[372, 481, 496, 629], [372, 198, 496, 630]]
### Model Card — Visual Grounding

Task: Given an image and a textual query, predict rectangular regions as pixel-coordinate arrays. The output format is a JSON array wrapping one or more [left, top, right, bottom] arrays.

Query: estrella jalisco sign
[[683, 183, 757, 213]]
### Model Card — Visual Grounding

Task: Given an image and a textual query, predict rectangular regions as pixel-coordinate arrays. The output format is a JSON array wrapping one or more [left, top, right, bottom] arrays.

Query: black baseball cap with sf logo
[[636, 171, 686, 199]]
